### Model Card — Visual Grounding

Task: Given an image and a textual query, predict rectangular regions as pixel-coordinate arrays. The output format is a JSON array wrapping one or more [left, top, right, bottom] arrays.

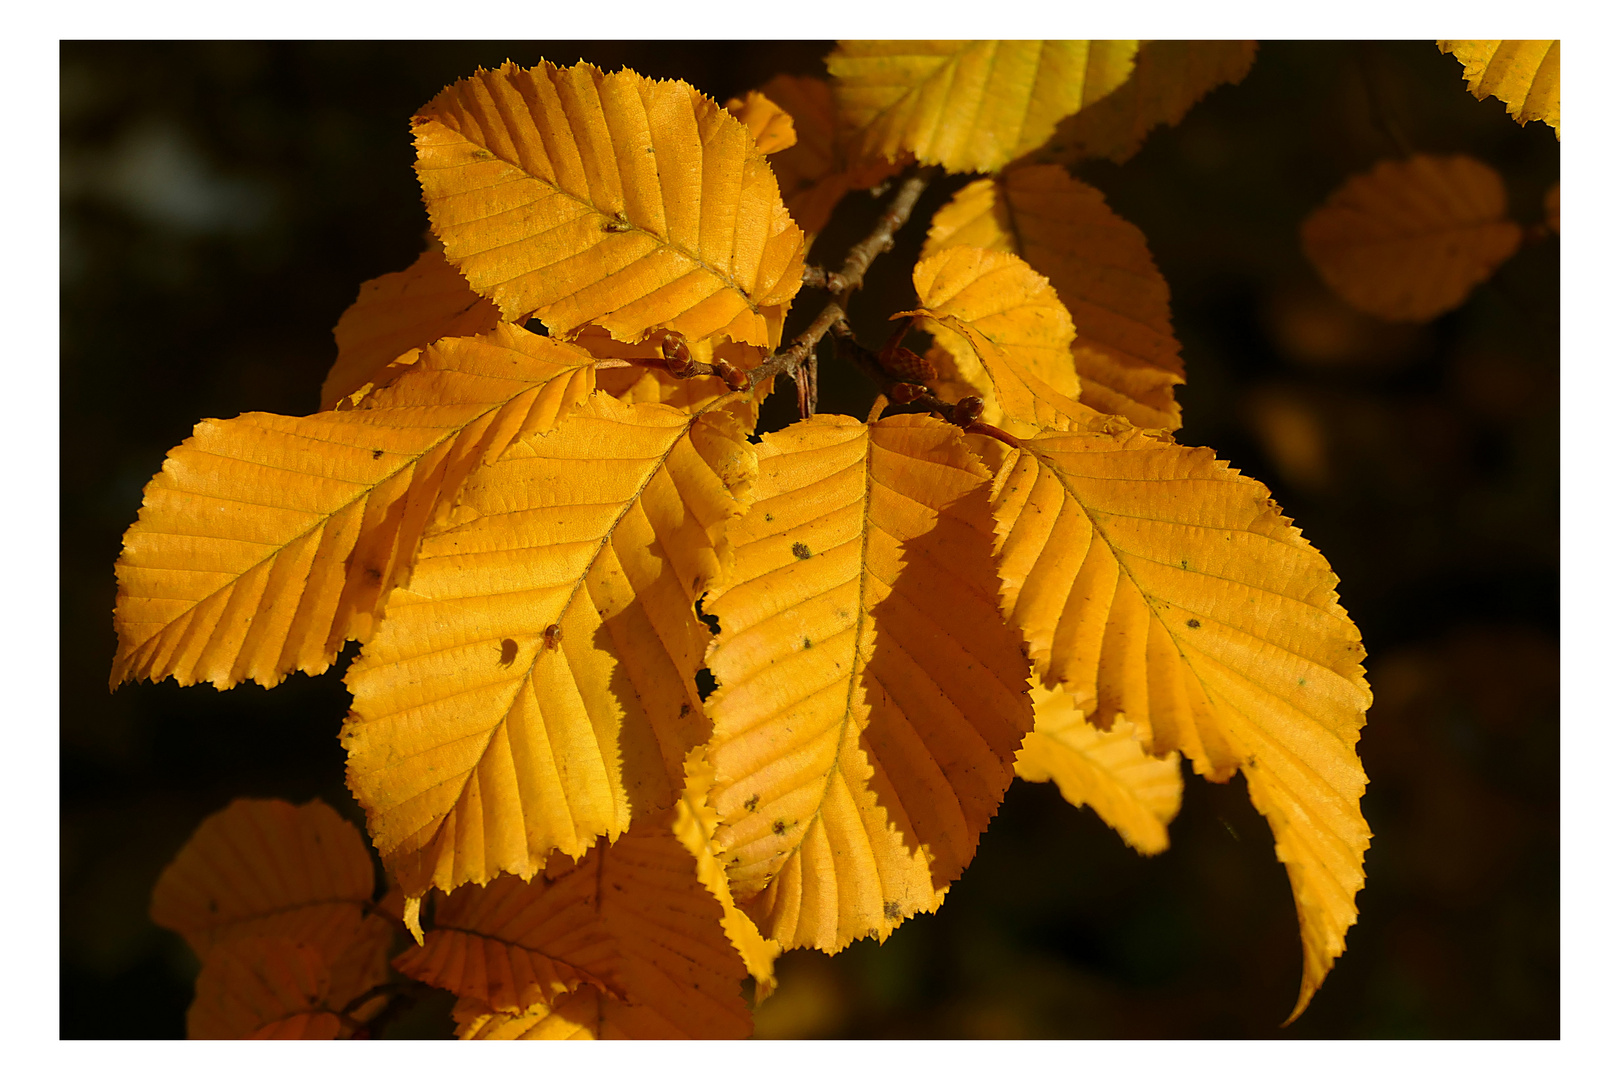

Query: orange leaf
[[724, 89, 797, 154], [342, 393, 758, 900], [414, 61, 805, 349], [321, 248, 500, 411], [187, 937, 347, 1039], [1036, 41, 1258, 165], [985, 427, 1370, 1021], [702, 415, 1032, 950], [1438, 40, 1559, 137], [1301, 154, 1522, 322], [923, 165, 1185, 429], [409, 809, 752, 1039], [111, 325, 596, 690]]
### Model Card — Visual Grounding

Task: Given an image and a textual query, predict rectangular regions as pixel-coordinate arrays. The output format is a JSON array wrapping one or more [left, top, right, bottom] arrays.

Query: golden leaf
[[414, 60, 805, 348], [923, 165, 1185, 429], [110, 325, 596, 690], [904, 245, 1108, 436], [1301, 154, 1522, 322], [743, 74, 907, 240], [703, 415, 1033, 950], [985, 426, 1370, 1021], [342, 393, 758, 900], [321, 248, 500, 411], [1438, 40, 1559, 137], [188, 937, 347, 1039], [826, 40, 1138, 174], [1015, 682, 1181, 855], [412, 811, 752, 1039], [1035, 41, 1258, 165], [724, 89, 798, 154]]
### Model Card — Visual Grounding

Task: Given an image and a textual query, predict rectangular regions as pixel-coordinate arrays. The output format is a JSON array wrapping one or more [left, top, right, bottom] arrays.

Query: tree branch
[[749, 168, 936, 402]]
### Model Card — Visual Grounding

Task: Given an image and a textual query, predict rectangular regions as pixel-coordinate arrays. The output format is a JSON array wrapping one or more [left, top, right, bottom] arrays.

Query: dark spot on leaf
[[679, 703, 691, 718], [696, 668, 717, 701], [772, 819, 787, 836], [364, 567, 382, 583], [791, 542, 812, 559], [372, 448, 384, 459], [1180, 558, 1188, 569], [764, 512, 774, 522], [802, 637, 813, 650], [1186, 618, 1201, 629], [743, 794, 759, 812], [499, 639, 518, 667], [883, 901, 901, 921]]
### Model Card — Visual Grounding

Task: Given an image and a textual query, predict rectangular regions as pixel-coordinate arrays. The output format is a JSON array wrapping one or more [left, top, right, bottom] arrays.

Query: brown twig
[[749, 168, 937, 408]]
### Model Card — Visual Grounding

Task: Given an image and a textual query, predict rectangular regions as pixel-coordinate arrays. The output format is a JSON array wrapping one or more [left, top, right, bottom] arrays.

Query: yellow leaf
[[744, 74, 906, 240], [904, 246, 1108, 436], [826, 40, 1138, 174], [342, 393, 758, 900], [150, 798, 376, 961], [188, 937, 347, 1039], [1015, 682, 1181, 855], [985, 426, 1370, 1021], [1438, 40, 1559, 137], [674, 749, 781, 1000], [321, 248, 501, 411], [411, 811, 753, 1039], [111, 325, 596, 690], [923, 165, 1186, 429], [1036, 41, 1258, 165], [1301, 154, 1522, 322], [703, 415, 1033, 950], [414, 60, 805, 349], [724, 89, 798, 154]]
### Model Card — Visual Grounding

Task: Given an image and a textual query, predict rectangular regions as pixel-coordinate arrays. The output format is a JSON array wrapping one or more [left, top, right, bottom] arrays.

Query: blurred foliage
[[62, 41, 1556, 1038]]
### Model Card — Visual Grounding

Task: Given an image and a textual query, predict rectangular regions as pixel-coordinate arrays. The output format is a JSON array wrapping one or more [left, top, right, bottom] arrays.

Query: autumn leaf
[[188, 938, 349, 1039], [1034, 41, 1258, 165], [1015, 682, 1182, 856], [1301, 154, 1522, 322], [342, 392, 757, 901], [321, 248, 500, 411], [702, 414, 1033, 951], [903, 245, 1105, 436], [827, 40, 1139, 174], [404, 808, 753, 1039], [573, 323, 771, 422], [923, 165, 1186, 429], [111, 325, 597, 691], [742, 74, 906, 241], [1438, 40, 1559, 138], [983, 426, 1370, 1021], [151, 798, 379, 960], [414, 60, 805, 349], [724, 89, 797, 154]]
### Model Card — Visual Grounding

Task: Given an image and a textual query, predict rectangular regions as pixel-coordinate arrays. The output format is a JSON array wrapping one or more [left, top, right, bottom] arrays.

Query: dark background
[[61, 41, 1558, 1039]]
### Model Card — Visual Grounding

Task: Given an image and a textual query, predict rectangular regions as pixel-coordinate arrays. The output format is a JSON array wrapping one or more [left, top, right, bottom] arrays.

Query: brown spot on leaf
[[679, 703, 691, 718], [791, 542, 812, 559], [883, 901, 901, 921], [1186, 618, 1201, 629], [499, 639, 518, 667], [772, 819, 787, 836], [802, 637, 813, 650], [371, 448, 384, 459], [744, 794, 759, 812]]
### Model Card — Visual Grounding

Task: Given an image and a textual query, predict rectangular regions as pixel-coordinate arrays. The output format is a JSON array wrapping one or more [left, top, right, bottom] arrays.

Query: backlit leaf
[[827, 40, 1139, 174], [409, 809, 752, 1039], [414, 60, 805, 349], [188, 937, 347, 1039], [151, 797, 376, 960], [703, 415, 1033, 950], [1035, 41, 1258, 165], [573, 323, 770, 422], [1301, 154, 1522, 322], [321, 248, 500, 411], [923, 165, 1185, 428], [111, 325, 596, 690], [1438, 40, 1559, 137], [724, 89, 797, 154], [904, 245, 1103, 436], [1015, 682, 1182, 855], [985, 426, 1370, 1021], [342, 393, 758, 900], [743, 75, 906, 240]]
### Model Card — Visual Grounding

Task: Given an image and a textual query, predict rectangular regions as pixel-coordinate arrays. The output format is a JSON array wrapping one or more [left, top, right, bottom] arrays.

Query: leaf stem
[[749, 168, 937, 407]]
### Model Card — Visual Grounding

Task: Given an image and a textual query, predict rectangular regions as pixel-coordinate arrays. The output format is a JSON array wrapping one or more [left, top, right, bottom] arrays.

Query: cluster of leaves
[[117, 41, 1380, 1039], [1301, 40, 1560, 323]]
